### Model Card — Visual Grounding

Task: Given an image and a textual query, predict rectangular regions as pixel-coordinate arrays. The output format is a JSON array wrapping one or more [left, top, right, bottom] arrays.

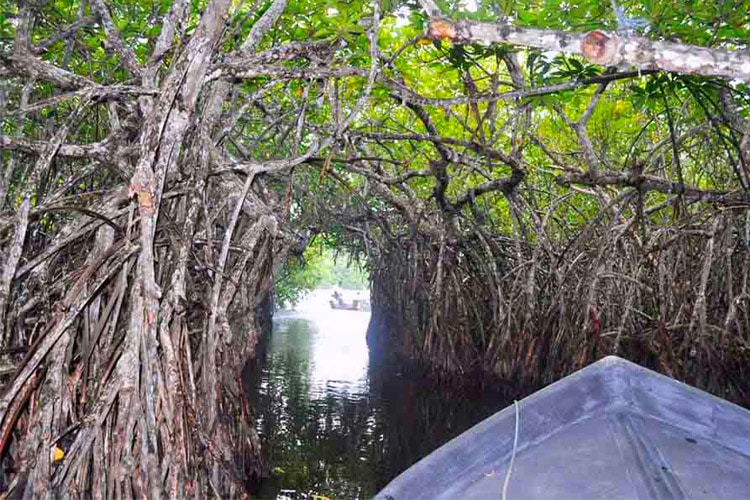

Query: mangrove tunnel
[[1, 0, 750, 496]]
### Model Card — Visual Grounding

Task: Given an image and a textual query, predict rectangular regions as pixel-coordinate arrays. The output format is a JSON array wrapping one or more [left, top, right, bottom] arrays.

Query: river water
[[249, 289, 512, 499]]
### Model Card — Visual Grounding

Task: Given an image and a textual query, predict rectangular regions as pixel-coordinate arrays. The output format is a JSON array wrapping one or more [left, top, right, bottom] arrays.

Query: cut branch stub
[[581, 31, 620, 67], [427, 19, 457, 42], [129, 167, 156, 214], [427, 19, 472, 44]]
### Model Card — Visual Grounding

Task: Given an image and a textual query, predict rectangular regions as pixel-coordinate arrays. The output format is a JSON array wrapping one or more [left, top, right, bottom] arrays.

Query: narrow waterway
[[248, 290, 513, 499]]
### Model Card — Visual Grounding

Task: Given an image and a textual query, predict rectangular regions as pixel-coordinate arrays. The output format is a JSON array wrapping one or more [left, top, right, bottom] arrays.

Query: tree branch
[[240, 0, 289, 54], [0, 136, 120, 160], [351, 130, 524, 172], [0, 52, 93, 90], [4, 85, 156, 117], [148, 0, 190, 71], [90, 0, 143, 78], [557, 169, 750, 205], [454, 169, 526, 209], [33, 16, 96, 54], [426, 18, 750, 81]]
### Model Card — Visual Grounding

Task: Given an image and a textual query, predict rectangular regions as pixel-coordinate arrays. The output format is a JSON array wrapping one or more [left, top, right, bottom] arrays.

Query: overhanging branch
[[557, 169, 750, 205], [454, 168, 526, 209], [425, 18, 750, 82]]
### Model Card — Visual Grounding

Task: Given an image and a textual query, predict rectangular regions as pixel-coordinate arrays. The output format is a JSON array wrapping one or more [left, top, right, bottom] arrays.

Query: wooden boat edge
[[375, 355, 750, 499]]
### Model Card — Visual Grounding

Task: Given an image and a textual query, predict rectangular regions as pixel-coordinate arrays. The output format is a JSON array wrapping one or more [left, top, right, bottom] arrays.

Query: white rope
[[502, 400, 520, 500]]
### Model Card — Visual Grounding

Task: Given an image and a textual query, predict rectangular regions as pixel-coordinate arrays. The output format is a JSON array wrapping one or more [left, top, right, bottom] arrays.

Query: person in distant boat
[[331, 283, 342, 301]]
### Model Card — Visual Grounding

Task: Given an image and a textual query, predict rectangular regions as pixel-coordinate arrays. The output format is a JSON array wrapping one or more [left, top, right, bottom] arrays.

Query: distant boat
[[329, 289, 369, 311], [376, 356, 750, 499]]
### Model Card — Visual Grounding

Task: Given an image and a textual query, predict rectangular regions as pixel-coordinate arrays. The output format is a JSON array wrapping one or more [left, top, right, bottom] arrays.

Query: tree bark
[[425, 18, 750, 81]]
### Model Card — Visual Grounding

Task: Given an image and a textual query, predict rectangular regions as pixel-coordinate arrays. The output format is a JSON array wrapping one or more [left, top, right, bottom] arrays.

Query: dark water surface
[[249, 290, 512, 499]]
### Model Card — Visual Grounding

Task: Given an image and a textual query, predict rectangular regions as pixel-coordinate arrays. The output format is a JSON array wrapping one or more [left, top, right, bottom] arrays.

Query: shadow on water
[[247, 290, 514, 499]]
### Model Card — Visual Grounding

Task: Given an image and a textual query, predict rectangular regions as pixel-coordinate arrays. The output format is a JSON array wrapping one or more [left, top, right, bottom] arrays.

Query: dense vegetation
[[0, 0, 749, 496]]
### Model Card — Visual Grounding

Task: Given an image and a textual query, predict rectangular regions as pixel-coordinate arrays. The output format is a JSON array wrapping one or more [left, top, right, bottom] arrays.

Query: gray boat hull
[[376, 356, 750, 499]]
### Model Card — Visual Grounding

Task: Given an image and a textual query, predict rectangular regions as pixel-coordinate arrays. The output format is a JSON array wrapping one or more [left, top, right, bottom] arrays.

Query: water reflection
[[252, 290, 512, 499]]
